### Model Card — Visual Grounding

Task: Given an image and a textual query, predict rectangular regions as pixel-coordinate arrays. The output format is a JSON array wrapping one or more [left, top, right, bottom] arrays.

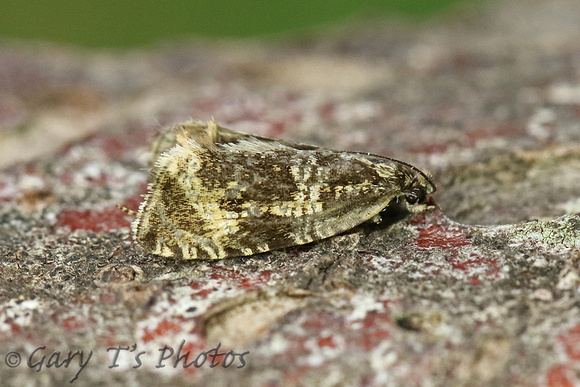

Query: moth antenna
[[116, 204, 137, 216]]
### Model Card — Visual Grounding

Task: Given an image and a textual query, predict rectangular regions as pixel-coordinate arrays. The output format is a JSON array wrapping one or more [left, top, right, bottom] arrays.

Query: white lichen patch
[[346, 293, 386, 322], [0, 298, 44, 333]]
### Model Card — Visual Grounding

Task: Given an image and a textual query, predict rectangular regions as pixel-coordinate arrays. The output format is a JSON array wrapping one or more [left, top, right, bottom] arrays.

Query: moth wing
[[134, 136, 406, 259]]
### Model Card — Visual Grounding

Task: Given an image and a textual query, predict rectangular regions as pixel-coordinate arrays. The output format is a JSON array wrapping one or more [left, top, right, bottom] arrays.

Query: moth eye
[[406, 186, 426, 205]]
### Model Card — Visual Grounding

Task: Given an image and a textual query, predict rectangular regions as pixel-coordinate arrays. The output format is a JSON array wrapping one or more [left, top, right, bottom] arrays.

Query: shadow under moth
[[127, 120, 436, 260]]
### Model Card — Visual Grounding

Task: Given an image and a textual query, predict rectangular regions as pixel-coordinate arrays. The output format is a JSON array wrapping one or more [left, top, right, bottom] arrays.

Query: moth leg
[[238, 236, 272, 254], [177, 235, 225, 260], [369, 213, 383, 224], [152, 238, 176, 257]]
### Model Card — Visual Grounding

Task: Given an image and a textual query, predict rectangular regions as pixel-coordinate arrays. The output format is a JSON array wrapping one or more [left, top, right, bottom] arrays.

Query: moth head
[[370, 158, 436, 206], [403, 168, 436, 205]]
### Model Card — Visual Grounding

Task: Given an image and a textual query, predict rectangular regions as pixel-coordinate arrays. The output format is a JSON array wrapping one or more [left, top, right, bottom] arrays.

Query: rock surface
[[1, 0, 580, 385]]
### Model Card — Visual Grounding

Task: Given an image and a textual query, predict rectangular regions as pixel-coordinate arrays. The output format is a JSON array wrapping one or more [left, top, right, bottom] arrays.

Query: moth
[[129, 120, 436, 260]]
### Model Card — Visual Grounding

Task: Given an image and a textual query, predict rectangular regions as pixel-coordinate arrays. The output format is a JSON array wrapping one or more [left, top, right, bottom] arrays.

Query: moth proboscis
[[128, 120, 436, 260]]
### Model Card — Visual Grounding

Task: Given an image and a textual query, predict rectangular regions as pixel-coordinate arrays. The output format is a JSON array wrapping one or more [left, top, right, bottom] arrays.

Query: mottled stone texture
[[1, 0, 580, 385]]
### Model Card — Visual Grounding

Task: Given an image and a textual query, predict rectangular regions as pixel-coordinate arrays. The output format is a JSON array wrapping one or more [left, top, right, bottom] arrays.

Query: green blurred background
[[0, 0, 479, 48]]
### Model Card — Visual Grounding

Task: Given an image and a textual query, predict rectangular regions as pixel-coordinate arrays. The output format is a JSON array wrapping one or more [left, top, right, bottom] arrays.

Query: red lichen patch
[[141, 319, 185, 343], [317, 334, 338, 348], [356, 310, 392, 351], [96, 328, 125, 349], [6, 323, 21, 334], [546, 364, 575, 387], [447, 252, 499, 275], [416, 224, 471, 249], [61, 316, 86, 332], [171, 340, 208, 375], [188, 282, 216, 299], [421, 263, 441, 277], [274, 312, 345, 362], [277, 309, 394, 376], [408, 206, 447, 227], [558, 323, 580, 361], [209, 267, 273, 290], [300, 311, 344, 333], [55, 206, 132, 233]]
